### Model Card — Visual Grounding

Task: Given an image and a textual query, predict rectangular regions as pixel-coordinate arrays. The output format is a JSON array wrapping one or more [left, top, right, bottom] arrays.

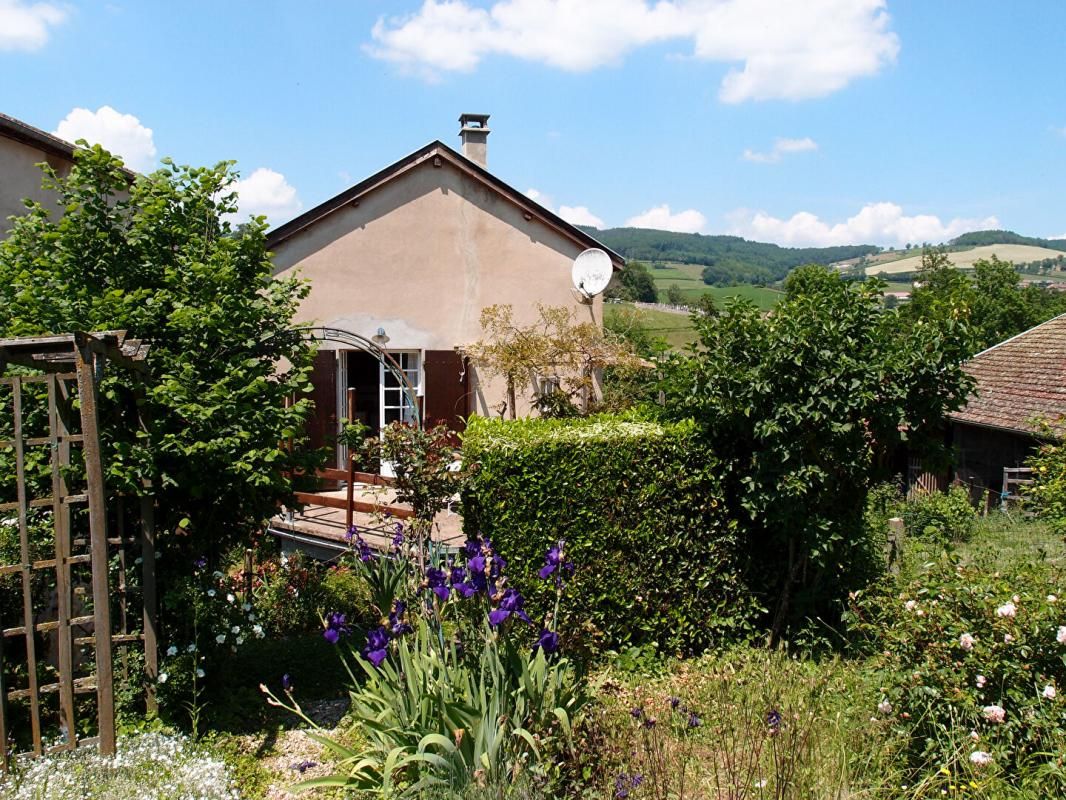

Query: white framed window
[[380, 351, 421, 429]]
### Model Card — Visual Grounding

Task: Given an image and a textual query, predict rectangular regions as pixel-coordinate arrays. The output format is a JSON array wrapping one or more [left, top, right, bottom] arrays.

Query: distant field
[[649, 262, 783, 310], [604, 303, 699, 351], [865, 244, 1066, 276]]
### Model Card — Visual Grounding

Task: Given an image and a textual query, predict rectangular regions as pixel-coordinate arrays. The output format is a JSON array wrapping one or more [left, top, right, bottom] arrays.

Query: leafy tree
[[0, 145, 316, 561], [903, 248, 1066, 353], [658, 266, 973, 640], [666, 283, 685, 305], [465, 304, 643, 418], [604, 260, 657, 303]]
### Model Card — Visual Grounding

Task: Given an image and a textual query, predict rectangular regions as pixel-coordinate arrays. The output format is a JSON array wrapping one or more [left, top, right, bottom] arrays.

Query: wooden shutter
[[423, 349, 469, 432], [307, 349, 337, 453]]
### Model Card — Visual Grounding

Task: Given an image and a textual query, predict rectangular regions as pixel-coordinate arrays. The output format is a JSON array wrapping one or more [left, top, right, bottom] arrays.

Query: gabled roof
[[0, 111, 78, 162], [950, 313, 1066, 438], [265, 140, 624, 269]]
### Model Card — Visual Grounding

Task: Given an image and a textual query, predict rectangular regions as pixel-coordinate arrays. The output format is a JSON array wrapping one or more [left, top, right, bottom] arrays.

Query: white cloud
[[743, 136, 818, 164], [625, 204, 706, 233], [367, 0, 899, 102], [53, 106, 157, 172], [558, 205, 604, 228], [229, 168, 303, 224], [525, 188, 604, 228], [1050, 232, 1066, 241], [0, 0, 67, 52], [727, 202, 1000, 248]]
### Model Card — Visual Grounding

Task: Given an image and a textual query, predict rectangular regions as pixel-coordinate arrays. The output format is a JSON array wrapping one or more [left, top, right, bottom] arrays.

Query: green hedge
[[461, 413, 752, 655]]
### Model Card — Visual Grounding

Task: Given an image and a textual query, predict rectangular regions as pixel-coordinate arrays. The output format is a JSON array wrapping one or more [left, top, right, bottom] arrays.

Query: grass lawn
[[604, 301, 699, 350], [648, 262, 784, 310]]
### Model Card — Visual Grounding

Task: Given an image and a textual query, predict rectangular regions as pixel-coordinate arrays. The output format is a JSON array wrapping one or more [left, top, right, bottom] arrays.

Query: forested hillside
[[583, 226, 879, 285], [950, 230, 1066, 251]]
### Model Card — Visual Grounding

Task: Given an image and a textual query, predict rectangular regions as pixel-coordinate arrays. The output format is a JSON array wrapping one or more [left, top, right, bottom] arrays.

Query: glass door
[[380, 351, 421, 428]]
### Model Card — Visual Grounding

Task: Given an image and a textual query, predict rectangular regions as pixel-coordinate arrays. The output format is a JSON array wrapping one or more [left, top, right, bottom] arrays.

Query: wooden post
[[12, 379, 43, 754], [244, 548, 254, 604], [140, 494, 158, 714], [48, 374, 76, 746], [345, 453, 355, 531], [76, 342, 116, 756]]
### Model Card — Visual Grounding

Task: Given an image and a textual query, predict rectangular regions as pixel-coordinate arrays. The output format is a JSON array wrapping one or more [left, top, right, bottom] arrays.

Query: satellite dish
[[571, 248, 613, 300]]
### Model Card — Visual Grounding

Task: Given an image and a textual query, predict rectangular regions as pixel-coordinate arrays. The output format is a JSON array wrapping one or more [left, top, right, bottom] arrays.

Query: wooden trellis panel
[[0, 332, 154, 771]]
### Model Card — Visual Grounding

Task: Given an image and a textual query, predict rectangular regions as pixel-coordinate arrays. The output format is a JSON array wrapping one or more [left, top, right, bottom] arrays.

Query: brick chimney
[[458, 113, 490, 167]]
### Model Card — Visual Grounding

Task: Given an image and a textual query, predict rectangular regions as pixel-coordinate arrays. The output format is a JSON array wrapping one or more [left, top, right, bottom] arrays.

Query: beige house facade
[[0, 112, 78, 239], [268, 115, 623, 456]]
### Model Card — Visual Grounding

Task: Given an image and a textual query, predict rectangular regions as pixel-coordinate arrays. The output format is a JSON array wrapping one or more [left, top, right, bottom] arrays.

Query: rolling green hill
[[583, 226, 879, 286]]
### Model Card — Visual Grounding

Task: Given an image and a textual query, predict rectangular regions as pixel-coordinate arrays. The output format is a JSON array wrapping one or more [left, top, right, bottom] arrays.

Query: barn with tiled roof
[[950, 313, 1066, 500]]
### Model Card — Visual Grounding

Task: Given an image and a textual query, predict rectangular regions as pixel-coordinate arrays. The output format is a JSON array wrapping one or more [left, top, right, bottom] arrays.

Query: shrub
[[252, 551, 374, 638], [461, 413, 752, 655], [1026, 439, 1066, 535], [847, 547, 1066, 794], [0, 732, 241, 799], [902, 485, 977, 543]]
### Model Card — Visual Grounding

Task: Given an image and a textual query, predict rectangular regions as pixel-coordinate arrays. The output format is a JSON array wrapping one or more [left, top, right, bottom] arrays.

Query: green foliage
[[252, 552, 375, 638], [604, 259, 657, 303], [461, 413, 752, 654], [382, 422, 470, 527], [586, 227, 877, 286], [847, 545, 1066, 795], [0, 145, 316, 563], [282, 620, 586, 796], [657, 266, 974, 640], [587, 646, 885, 800], [902, 486, 978, 543], [1025, 440, 1066, 536], [951, 229, 1066, 251], [902, 248, 1066, 354]]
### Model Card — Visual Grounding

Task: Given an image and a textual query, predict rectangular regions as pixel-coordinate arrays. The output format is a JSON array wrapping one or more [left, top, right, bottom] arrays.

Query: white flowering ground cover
[[0, 732, 243, 800]]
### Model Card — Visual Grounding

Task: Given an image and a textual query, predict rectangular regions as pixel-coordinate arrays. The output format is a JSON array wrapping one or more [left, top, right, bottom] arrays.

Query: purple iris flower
[[363, 626, 390, 667], [669, 696, 681, 710], [767, 709, 782, 734], [194, 556, 207, 569], [391, 523, 404, 551], [388, 600, 412, 636], [448, 564, 477, 598], [281, 673, 292, 691], [323, 612, 350, 644], [535, 628, 559, 654], [463, 537, 483, 559], [291, 760, 318, 773], [488, 588, 530, 627], [688, 712, 701, 728], [537, 540, 574, 583], [425, 567, 450, 601]]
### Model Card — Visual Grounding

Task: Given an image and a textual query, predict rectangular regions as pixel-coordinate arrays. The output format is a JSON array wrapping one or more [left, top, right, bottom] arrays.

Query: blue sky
[[2, 0, 1064, 247]]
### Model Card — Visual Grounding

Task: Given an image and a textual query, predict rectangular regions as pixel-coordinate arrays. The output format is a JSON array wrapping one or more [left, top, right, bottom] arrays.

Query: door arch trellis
[[0, 331, 154, 771], [298, 325, 423, 430]]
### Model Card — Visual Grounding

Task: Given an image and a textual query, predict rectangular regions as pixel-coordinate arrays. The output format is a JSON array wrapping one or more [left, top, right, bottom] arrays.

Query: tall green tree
[[0, 145, 316, 559], [659, 266, 973, 640], [903, 248, 1066, 354], [604, 259, 657, 302]]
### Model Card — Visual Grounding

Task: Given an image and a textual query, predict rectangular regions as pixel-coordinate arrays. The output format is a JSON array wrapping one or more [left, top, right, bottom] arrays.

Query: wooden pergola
[[0, 331, 154, 770]]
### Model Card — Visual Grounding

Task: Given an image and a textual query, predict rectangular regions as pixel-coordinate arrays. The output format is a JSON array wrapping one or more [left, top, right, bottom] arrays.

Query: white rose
[[1043, 685, 1056, 700], [959, 633, 975, 651], [970, 751, 992, 766]]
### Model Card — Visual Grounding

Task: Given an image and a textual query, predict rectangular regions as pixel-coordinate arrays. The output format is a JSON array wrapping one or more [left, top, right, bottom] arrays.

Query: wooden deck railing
[[291, 456, 414, 530]]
